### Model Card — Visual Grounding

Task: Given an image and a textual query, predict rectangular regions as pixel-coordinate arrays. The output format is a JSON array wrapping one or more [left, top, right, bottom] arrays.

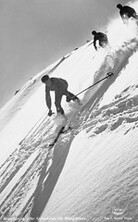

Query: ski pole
[[75, 72, 114, 97], [19, 112, 47, 145]]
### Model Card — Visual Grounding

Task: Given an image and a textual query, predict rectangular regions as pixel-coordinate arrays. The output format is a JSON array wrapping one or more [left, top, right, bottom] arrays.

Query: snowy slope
[[0, 2, 138, 222]]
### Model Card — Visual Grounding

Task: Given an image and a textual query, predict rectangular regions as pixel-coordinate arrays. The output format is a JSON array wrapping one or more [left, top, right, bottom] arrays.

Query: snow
[[100, 51, 138, 107], [0, 2, 138, 221], [43, 128, 138, 221], [0, 149, 39, 205]]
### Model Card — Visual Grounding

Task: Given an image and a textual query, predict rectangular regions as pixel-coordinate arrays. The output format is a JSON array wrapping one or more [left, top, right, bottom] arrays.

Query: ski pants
[[55, 90, 78, 111], [99, 39, 108, 48]]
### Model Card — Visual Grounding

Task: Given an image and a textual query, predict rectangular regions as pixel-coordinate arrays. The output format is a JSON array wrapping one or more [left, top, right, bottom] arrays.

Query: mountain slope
[[0, 4, 138, 222]]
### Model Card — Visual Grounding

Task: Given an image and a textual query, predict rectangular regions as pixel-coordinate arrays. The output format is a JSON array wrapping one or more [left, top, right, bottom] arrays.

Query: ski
[[49, 126, 65, 147]]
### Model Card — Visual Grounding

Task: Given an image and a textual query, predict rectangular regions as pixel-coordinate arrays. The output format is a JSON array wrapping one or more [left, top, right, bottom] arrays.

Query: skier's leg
[[55, 93, 64, 115], [99, 39, 108, 48], [66, 91, 79, 102], [99, 41, 105, 48], [132, 13, 138, 19], [121, 14, 129, 23]]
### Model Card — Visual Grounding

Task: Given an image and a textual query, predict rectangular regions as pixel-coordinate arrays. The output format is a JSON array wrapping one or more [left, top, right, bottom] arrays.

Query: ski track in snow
[[1, 15, 138, 221], [1, 75, 138, 221], [80, 83, 138, 136], [0, 115, 65, 221]]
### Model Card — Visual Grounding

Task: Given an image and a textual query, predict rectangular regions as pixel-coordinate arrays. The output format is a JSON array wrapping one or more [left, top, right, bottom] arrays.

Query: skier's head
[[41, 75, 49, 83], [92, 31, 97, 36], [116, 4, 122, 9]]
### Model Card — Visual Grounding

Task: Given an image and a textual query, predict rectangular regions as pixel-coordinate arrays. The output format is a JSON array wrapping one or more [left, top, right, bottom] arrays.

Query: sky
[[0, 0, 132, 109]]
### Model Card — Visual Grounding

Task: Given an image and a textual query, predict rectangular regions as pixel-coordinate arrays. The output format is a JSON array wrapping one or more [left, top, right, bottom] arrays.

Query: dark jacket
[[93, 32, 108, 50], [45, 78, 68, 109], [119, 6, 136, 18]]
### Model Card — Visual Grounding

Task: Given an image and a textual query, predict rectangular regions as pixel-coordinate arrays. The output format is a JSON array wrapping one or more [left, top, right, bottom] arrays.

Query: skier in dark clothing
[[116, 4, 138, 22], [92, 31, 108, 51], [41, 75, 79, 116]]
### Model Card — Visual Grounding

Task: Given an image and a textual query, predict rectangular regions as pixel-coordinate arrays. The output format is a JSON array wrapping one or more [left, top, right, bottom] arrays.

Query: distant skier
[[41, 75, 79, 116], [92, 31, 108, 51], [116, 4, 138, 23]]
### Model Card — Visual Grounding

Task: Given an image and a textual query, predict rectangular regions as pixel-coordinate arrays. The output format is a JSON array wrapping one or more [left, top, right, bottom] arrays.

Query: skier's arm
[[93, 37, 97, 50], [45, 86, 51, 110]]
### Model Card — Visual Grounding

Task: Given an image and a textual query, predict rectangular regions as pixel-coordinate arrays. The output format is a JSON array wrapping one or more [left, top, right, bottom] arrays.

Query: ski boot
[[73, 97, 82, 105], [57, 107, 65, 115], [66, 95, 81, 104]]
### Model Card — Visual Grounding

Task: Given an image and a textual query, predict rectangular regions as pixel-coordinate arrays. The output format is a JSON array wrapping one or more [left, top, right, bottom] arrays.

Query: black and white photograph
[[0, 0, 138, 221]]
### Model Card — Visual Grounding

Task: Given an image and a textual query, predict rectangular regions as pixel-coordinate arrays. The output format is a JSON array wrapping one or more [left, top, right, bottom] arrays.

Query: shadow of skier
[[29, 136, 73, 222]]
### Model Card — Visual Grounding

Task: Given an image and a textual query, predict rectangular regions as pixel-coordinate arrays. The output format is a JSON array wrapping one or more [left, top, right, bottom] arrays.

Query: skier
[[92, 31, 108, 51], [41, 75, 79, 116], [116, 4, 138, 22]]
